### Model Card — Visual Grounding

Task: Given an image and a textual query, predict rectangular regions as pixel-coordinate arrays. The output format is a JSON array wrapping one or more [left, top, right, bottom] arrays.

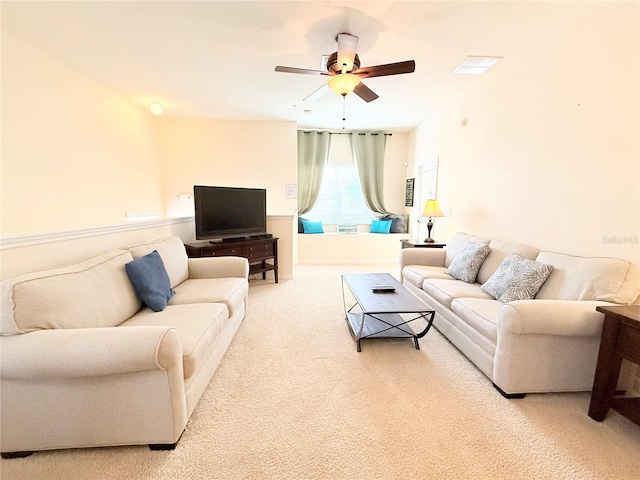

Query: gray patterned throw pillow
[[445, 241, 491, 283], [481, 253, 553, 302]]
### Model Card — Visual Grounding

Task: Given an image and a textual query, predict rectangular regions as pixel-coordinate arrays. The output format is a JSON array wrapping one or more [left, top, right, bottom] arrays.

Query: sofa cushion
[[445, 241, 491, 283], [169, 278, 248, 318], [451, 298, 503, 345], [481, 253, 553, 303], [0, 250, 140, 335], [402, 265, 453, 287], [476, 239, 540, 284], [422, 279, 494, 309], [444, 232, 490, 267], [121, 303, 229, 379], [129, 237, 189, 289], [125, 251, 175, 312], [535, 251, 640, 304]]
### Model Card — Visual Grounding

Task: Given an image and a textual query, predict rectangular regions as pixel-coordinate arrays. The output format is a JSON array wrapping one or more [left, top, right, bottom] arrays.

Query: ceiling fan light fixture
[[328, 73, 360, 96]]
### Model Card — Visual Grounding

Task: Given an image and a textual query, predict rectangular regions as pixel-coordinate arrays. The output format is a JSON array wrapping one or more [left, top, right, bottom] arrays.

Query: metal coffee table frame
[[341, 273, 435, 352]]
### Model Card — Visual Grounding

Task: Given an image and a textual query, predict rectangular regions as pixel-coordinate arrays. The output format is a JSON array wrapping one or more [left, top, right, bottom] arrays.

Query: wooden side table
[[588, 305, 640, 425], [400, 239, 446, 249]]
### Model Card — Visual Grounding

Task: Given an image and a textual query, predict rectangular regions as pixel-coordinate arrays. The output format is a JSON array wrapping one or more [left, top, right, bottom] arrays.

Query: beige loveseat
[[0, 237, 249, 457], [400, 232, 640, 397]]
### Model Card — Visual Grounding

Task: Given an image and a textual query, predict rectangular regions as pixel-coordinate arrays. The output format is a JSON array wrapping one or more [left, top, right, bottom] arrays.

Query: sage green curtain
[[297, 130, 331, 215], [351, 132, 391, 215]]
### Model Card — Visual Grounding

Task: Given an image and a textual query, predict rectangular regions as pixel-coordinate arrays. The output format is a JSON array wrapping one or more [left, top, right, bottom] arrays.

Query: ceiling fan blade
[[336, 33, 359, 72], [275, 66, 326, 75], [303, 84, 331, 103], [356, 60, 416, 78], [353, 82, 379, 103]]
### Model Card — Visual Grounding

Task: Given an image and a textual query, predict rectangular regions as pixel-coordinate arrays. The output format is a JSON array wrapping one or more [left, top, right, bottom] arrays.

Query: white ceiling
[[1, 1, 577, 132]]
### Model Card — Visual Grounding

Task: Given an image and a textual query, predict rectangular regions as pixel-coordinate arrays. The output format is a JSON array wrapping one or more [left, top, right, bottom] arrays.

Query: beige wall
[[382, 133, 409, 214], [3, 1, 637, 277], [0, 220, 193, 280], [407, 2, 639, 266], [1, 32, 298, 279], [266, 215, 295, 281], [157, 117, 298, 218], [155, 116, 298, 277], [1, 32, 163, 235]]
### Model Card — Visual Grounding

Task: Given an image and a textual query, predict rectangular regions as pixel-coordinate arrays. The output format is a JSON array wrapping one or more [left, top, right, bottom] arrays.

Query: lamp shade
[[421, 199, 444, 218], [328, 73, 360, 96]]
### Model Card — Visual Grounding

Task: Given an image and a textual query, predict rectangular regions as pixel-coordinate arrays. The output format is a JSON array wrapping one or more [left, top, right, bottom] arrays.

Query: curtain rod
[[299, 131, 392, 136]]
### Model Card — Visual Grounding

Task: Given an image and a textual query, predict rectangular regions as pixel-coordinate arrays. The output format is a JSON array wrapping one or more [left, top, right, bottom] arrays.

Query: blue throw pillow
[[370, 219, 392, 234], [301, 220, 324, 234], [125, 250, 175, 312]]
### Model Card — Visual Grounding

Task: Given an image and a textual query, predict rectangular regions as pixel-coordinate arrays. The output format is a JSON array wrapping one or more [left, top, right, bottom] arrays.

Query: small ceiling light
[[150, 103, 163, 115], [328, 73, 360, 96], [452, 56, 501, 75]]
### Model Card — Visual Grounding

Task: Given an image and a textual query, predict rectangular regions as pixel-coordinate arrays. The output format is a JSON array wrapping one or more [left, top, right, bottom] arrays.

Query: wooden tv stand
[[184, 237, 278, 283]]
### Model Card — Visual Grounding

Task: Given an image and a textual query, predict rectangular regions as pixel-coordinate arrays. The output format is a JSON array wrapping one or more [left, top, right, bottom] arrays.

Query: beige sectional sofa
[[400, 232, 640, 397], [0, 237, 249, 457]]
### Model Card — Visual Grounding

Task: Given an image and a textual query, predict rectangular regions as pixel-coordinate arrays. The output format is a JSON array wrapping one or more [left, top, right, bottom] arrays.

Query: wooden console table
[[185, 237, 278, 283], [588, 305, 640, 425]]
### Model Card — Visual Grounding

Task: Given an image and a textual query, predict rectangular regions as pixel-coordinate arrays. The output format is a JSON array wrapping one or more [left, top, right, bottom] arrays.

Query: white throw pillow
[[445, 241, 491, 283], [481, 252, 553, 302]]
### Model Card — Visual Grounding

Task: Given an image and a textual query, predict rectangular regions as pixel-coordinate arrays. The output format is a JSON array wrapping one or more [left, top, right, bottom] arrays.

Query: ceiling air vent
[[452, 56, 501, 75]]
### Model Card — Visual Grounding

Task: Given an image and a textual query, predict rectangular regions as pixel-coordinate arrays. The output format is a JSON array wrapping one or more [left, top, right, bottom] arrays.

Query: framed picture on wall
[[405, 178, 415, 207]]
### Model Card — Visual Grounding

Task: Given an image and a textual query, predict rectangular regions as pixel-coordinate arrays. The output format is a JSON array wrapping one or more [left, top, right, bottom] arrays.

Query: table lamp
[[421, 199, 444, 243]]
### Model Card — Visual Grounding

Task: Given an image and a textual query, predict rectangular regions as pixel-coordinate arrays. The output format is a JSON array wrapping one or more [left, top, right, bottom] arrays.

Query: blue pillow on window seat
[[301, 220, 324, 234], [370, 219, 392, 234], [125, 250, 175, 312]]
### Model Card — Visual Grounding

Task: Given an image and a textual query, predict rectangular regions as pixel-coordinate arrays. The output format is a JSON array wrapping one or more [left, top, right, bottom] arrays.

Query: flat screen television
[[194, 185, 267, 241]]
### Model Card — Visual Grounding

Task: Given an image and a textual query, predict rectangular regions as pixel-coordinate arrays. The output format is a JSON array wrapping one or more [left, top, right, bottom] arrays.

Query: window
[[305, 162, 374, 226]]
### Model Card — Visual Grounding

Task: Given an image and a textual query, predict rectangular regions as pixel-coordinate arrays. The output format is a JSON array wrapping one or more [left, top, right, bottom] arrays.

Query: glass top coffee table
[[341, 273, 435, 352]]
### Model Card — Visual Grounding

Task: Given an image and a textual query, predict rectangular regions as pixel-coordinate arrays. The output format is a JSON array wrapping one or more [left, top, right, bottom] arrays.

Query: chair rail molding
[[0, 217, 194, 250]]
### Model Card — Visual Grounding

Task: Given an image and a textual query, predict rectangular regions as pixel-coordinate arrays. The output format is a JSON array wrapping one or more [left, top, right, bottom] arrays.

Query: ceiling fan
[[275, 33, 415, 103]]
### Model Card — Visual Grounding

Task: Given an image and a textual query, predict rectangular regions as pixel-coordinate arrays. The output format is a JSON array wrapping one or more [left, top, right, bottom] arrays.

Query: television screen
[[194, 185, 267, 241]]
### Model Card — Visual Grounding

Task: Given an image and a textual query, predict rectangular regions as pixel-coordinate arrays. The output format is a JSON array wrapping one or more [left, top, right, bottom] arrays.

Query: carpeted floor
[[2, 263, 639, 480]]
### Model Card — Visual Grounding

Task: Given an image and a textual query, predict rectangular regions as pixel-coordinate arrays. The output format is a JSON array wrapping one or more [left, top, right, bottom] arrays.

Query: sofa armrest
[[188, 256, 249, 279], [399, 248, 447, 270], [499, 300, 618, 337], [1, 326, 183, 380]]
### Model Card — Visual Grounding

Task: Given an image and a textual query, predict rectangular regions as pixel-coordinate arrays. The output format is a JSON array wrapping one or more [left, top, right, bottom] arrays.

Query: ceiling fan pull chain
[[342, 95, 346, 130]]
